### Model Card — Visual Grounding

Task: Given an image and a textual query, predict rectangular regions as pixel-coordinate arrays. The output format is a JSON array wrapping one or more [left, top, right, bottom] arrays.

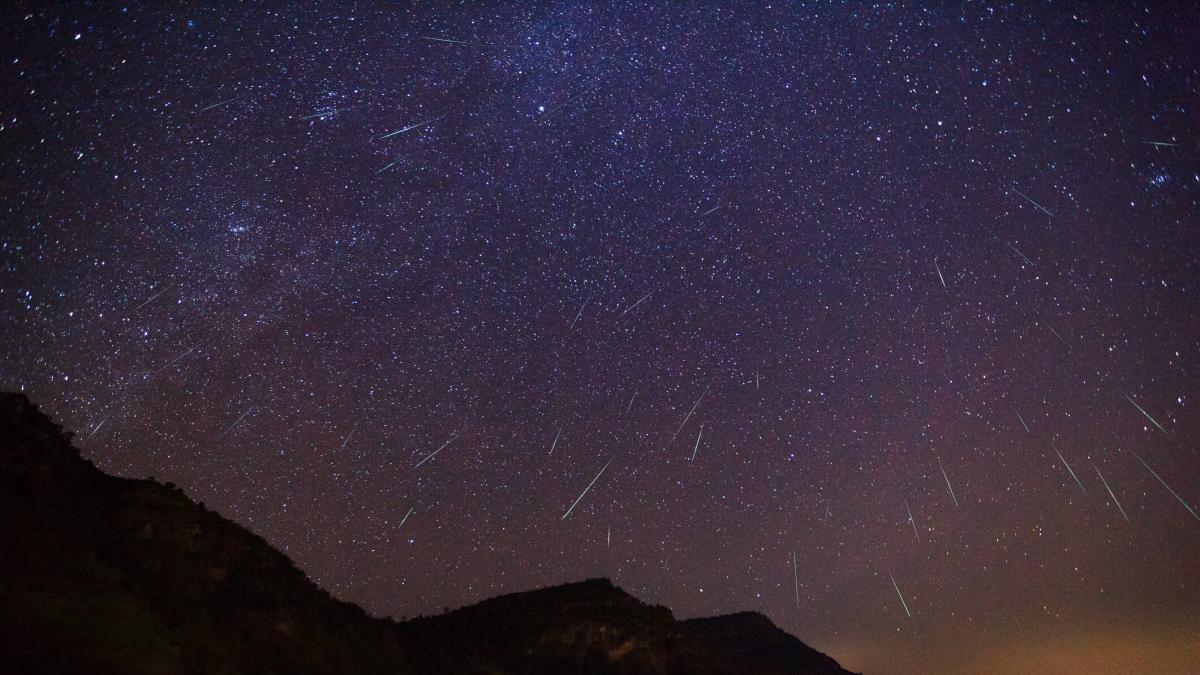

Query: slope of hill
[[0, 392, 855, 674], [681, 612, 852, 674]]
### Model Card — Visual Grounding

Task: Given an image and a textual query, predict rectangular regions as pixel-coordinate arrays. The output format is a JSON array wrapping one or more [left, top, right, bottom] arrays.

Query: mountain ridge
[[0, 392, 856, 674]]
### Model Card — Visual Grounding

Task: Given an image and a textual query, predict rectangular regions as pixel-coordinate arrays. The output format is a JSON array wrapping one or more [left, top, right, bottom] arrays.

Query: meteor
[[618, 292, 651, 317], [398, 507, 415, 530], [562, 459, 612, 520], [1123, 393, 1167, 434], [87, 415, 109, 439], [670, 376, 715, 444], [198, 94, 249, 112], [414, 433, 459, 469], [1007, 242, 1034, 266], [1134, 452, 1199, 521], [380, 117, 441, 139], [338, 422, 359, 452], [217, 408, 253, 441], [419, 36, 496, 48], [376, 157, 406, 174], [1053, 446, 1086, 494], [889, 571, 912, 618], [134, 283, 175, 310], [529, 87, 593, 126], [549, 424, 563, 456], [938, 458, 959, 507], [568, 295, 589, 331], [1093, 464, 1130, 523], [905, 500, 921, 543], [1012, 186, 1053, 217], [690, 423, 705, 461], [792, 551, 801, 616], [154, 341, 204, 374]]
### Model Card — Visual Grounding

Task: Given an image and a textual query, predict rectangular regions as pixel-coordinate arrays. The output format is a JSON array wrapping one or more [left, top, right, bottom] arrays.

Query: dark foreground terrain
[[0, 392, 854, 674]]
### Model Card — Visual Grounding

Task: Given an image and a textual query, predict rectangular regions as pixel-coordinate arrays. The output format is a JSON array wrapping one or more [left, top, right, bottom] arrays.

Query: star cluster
[[2, 3, 1198, 673]]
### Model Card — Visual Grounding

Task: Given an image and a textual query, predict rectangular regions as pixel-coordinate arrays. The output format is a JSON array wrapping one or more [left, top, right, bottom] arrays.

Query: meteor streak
[[1054, 446, 1086, 494], [792, 551, 801, 616], [376, 157, 405, 174], [530, 88, 593, 125], [1134, 452, 1200, 521], [905, 500, 921, 543], [134, 283, 175, 310], [419, 36, 496, 48], [198, 94, 248, 112], [618, 292, 651, 317], [1093, 464, 1130, 523], [938, 458, 959, 507], [562, 459, 612, 520], [414, 433, 459, 468], [1007, 242, 1034, 266], [568, 295, 589, 331], [87, 415, 109, 439], [155, 342, 203, 374], [380, 117, 441, 139], [670, 377, 715, 444], [1124, 393, 1167, 434], [1012, 186, 1053, 217], [218, 408, 253, 441], [398, 507, 415, 530], [339, 422, 359, 451], [889, 571, 912, 618]]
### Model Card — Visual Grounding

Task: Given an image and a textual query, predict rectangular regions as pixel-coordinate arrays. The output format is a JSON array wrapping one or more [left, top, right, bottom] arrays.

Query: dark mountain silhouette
[[0, 392, 856, 675]]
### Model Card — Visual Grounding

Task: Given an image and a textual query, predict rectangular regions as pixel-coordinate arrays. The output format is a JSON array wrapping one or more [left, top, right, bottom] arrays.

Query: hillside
[[0, 392, 854, 674]]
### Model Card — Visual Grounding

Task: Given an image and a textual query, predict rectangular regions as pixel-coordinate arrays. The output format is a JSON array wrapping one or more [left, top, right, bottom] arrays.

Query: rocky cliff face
[[0, 392, 855, 675]]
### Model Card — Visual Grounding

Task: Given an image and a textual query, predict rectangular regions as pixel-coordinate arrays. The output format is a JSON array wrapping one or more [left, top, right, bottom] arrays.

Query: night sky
[[2, 3, 1199, 673]]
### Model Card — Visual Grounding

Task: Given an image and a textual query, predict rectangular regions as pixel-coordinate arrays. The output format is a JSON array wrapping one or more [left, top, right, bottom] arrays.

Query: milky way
[[2, 4, 1198, 673]]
